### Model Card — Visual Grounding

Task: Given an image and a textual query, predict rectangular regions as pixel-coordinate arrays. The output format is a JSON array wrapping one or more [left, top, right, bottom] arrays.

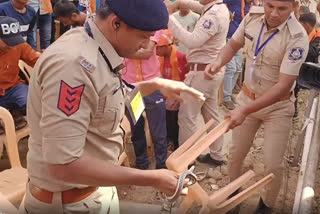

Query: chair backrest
[[166, 119, 230, 173], [18, 60, 33, 83], [0, 107, 22, 168], [208, 172, 274, 214]]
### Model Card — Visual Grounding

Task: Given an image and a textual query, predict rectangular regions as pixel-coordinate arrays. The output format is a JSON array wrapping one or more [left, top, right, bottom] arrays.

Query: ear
[[71, 13, 78, 20], [110, 16, 122, 30], [293, 1, 299, 11]]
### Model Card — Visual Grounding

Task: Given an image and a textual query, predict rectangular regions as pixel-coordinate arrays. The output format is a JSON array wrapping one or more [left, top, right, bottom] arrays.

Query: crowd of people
[[0, 0, 319, 213]]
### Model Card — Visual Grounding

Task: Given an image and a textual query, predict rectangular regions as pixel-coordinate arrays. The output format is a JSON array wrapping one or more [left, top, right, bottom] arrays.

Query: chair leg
[[117, 152, 130, 167], [208, 173, 274, 214]]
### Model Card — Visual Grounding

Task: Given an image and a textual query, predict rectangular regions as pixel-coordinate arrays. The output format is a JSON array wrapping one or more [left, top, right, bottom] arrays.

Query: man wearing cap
[[165, 0, 230, 166], [205, 0, 308, 212], [0, 16, 39, 134], [122, 30, 169, 170], [23, 0, 204, 213], [0, 0, 37, 42], [156, 29, 189, 150]]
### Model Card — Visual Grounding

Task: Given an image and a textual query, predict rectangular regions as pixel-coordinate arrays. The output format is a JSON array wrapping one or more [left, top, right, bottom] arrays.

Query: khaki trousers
[[178, 69, 224, 160], [228, 91, 295, 207], [22, 183, 119, 214]]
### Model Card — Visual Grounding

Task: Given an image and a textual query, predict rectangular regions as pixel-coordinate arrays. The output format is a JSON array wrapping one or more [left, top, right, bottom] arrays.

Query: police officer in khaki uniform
[[166, 0, 230, 165], [205, 0, 308, 213], [23, 0, 204, 213]]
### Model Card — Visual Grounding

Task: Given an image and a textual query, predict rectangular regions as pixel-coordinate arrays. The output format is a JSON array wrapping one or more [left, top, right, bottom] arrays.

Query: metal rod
[[292, 93, 319, 214], [292, 90, 318, 166], [298, 94, 320, 214]]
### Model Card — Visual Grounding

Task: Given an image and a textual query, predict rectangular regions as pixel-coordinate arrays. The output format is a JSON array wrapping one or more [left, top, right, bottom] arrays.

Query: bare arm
[[226, 73, 296, 130], [136, 77, 205, 102], [165, 0, 203, 15], [129, 41, 156, 60], [48, 153, 177, 195], [243, 74, 295, 114], [204, 38, 243, 79], [168, 17, 211, 49]]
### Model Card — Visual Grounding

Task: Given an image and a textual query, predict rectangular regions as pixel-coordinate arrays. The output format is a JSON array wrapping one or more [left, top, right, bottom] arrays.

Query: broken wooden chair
[[0, 107, 28, 206], [166, 119, 274, 214]]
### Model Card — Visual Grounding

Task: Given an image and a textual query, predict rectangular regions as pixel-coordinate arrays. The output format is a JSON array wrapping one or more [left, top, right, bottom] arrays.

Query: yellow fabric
[[134, 60, 144, 82], [159, 45, 180, 81]]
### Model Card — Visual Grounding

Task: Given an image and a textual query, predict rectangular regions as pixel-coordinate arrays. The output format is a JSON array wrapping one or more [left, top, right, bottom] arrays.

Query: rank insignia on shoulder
[[288, 48, 304, 62], [57, 81, 85, 116], [80, 58, 95, 72], [203, 20, 212, 29]]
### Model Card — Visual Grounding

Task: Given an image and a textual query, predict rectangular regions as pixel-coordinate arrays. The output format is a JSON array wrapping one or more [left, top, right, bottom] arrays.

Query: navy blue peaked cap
[[105, 0, 169, 31]]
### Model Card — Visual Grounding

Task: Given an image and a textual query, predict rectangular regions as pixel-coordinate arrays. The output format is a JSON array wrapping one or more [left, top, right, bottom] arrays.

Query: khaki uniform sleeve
[[37, 54, 97, 164], [280, 35, 309, 76], [168, 11, 215, 49], [231, 15, 246, 46]]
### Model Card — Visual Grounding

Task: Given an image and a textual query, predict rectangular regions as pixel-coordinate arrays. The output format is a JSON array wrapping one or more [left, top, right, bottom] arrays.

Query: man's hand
[[164, 0, 179, 14], [225, 106, 249, 131], [138, 78, 205, 102], [204, 62, 222, 80], [153, 169, 178, 196], [166, 98, 180, 110]]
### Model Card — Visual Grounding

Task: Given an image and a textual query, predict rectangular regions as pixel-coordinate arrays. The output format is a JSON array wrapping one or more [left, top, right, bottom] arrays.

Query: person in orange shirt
[[0, 16, 39, 133], [156, 29, 189, 150]]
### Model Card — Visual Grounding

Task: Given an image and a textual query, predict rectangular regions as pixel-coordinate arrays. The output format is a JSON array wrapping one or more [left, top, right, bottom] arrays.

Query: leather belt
[[242, 84, 291, 101], [188, 63, 209, 71], [29, 183, 98, 204]]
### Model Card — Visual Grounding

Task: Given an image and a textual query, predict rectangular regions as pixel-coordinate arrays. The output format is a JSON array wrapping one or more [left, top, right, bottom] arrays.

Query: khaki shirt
[[232, 7, 309, 96], [168, 0, 229, 64], [27, 20, 125, 192]]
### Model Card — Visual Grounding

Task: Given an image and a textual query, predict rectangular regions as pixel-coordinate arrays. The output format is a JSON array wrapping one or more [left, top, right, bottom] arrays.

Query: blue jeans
[[27, 12, 52, 50], [0, 84, 28, 115], [129, 91, 168, 169], [223, 50, 243, 101]]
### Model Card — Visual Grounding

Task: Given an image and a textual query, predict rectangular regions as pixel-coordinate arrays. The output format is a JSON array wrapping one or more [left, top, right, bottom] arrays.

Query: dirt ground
[[1, 90, 319, 214], [116, 89, 320, 214]]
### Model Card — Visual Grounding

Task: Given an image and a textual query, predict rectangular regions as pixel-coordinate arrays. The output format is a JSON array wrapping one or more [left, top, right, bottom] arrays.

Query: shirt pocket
[[93, 85, 124, 135], [244, 36, 255, 59]]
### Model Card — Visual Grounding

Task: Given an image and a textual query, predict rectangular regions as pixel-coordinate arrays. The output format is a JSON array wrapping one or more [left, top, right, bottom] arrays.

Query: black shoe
[[254, 199, 272, 214], [196, 154, 226, 166]]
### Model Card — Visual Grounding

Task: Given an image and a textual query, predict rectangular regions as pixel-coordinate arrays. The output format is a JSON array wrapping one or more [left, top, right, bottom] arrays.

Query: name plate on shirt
[[125, 88, 145, 125]]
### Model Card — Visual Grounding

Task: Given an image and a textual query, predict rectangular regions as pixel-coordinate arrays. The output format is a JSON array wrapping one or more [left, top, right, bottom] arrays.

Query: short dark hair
[[97, 1, 114, 19], [299, 12, 317, 28], [54, 0, 79, 18]]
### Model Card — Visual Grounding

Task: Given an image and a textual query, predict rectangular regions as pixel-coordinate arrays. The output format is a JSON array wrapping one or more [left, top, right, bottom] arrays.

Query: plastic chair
[[0, 107, 28, 205], [166, 119, 274, 214], [0, 192, 18, 214]]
